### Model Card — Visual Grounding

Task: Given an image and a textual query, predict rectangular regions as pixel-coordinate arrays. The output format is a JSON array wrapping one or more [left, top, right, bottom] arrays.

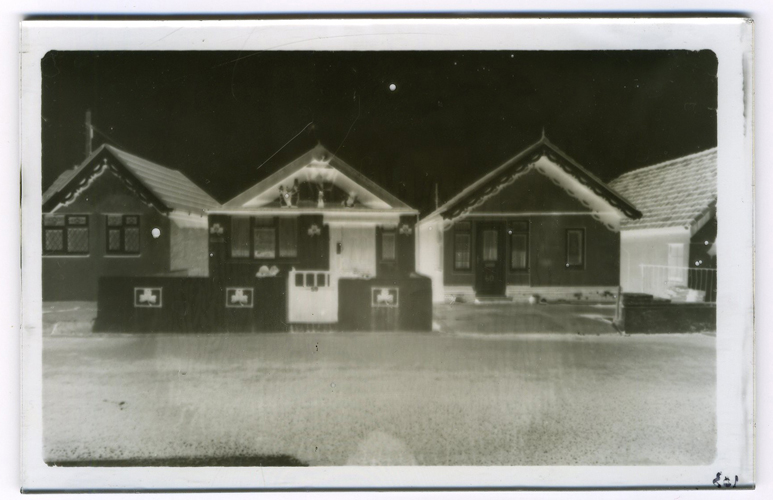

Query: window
[[229, 216, 299, 260], [381, 229, 396, 261], [277, 218, 298, 258], [453, 222, 471, 271], [566, 229, 585, 268], [43, 214, 89, 255], [482, 229, 498, 262], [510, 222, 529, 271], [230, 217, 251, 258], [106, 215, 140, 254], [253, 218, 276, 259]]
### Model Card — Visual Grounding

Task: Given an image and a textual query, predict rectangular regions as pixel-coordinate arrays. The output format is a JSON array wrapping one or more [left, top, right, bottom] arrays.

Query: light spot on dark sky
[[41, 50, 717, 215]]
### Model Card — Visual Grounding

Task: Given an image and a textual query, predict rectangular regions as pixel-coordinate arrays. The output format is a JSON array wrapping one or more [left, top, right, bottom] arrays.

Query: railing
[[639, 264, 717, 303], [287, 269, 338, 323]]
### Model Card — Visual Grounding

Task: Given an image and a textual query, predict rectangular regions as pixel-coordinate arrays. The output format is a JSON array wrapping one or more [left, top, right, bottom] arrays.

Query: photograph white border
[[19, 18, 754, 491]]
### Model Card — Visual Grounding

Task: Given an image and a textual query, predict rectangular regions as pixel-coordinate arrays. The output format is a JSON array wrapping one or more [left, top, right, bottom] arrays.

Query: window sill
[[43, 254, 90, 258], [104, 254, 142, 258]]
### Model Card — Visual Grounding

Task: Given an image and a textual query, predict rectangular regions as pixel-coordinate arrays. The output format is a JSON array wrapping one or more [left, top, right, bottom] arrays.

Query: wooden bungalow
[[609, 148, 717, 302], [416, 136, 642, 303], [207, 144, 430, 330], [42, 144, 219, 301]]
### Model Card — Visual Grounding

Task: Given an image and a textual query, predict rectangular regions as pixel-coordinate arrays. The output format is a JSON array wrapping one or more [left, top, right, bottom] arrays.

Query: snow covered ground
[[42, 302, 716, 466]]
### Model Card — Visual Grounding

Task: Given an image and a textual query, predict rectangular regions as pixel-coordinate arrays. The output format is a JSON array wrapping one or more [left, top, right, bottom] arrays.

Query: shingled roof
[[43, 144, 220, 216], [609, 148, 717, 231]]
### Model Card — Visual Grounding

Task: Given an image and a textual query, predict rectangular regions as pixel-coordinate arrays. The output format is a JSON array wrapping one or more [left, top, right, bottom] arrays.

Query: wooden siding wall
[[42, 172, 171, 301], [443, 214, 620, 289], [441, 170, 621, 291]]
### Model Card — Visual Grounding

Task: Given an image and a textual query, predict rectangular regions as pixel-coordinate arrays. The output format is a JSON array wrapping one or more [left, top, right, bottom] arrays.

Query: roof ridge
[[104, 144, 182, 174]]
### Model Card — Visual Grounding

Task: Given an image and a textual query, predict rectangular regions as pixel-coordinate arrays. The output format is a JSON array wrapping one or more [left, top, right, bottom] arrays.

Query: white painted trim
[[241, 164, 394, 210], [168, 210, 208, 228], [620, 226, 691, 237], [690, 209, 713, 236], [443, 211, 618, 217], [41, 254, 90, 259], [207, 208, 417, 216]]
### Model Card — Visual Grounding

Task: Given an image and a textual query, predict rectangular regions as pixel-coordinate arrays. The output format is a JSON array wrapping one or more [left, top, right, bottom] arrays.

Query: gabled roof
[[223, 144, 415, 212], [422, 135, 641, 228], [609, 148, 717, 231], [43, 144, 220, 215]]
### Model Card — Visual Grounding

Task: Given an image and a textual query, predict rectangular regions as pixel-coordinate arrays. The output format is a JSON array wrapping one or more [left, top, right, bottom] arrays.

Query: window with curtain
[[566, 228, 585, 268], [510, 233, 528, 270], [230, 217, 251, 258], [482, 229, 498, 262], [253, 217, 276, 259], [106, 214, 140, 254], [229, 216, 300, 260], [453, 222, 471, 270], [43, 214, 89, 255]]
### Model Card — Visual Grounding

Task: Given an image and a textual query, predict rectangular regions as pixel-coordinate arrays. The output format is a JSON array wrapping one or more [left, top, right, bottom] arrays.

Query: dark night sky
[[41, 50, 717, 215]]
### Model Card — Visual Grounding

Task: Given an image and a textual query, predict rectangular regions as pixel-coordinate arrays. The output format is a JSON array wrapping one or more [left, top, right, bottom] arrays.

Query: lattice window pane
[[67, 227, 89, 253], [44, 229, 64, 252], [124, 227, 140, 252], [107, 215, 124, 227], [108, 229, 121, 251], [124, 216, 139, 226]]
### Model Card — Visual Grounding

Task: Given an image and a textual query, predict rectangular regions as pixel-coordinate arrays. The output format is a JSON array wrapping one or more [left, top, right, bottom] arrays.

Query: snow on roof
[[223, 144, 415, 212], [609, 148, 717, 231], [43, 144, 220, 215]]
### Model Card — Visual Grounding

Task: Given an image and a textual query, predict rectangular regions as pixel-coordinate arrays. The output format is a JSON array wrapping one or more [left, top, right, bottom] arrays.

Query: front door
[[475, 222, 506, 296]]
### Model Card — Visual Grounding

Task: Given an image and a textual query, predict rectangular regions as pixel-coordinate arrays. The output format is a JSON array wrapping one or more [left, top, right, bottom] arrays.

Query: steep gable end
[[426, 137, 641, 231], [42, 145, 219, 216], [223, 144, 413, 211]]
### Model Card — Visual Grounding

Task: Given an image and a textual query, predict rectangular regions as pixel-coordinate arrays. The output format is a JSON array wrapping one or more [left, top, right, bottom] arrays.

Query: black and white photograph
[[19, 19, 754, 491]]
